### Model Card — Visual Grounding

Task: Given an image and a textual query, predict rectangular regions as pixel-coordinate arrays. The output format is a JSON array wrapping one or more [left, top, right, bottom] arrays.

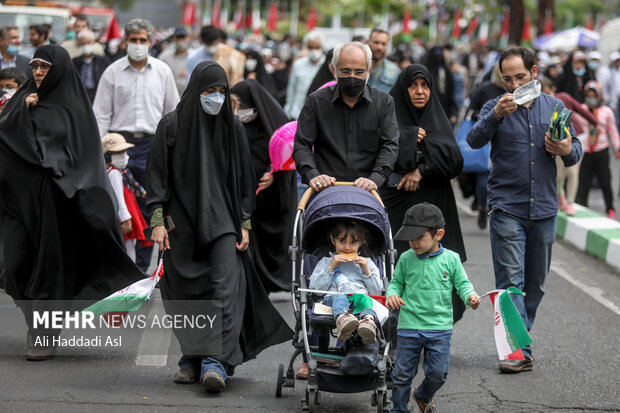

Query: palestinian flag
[[82, 259, 164, 315], [486, 288, 533, 360]]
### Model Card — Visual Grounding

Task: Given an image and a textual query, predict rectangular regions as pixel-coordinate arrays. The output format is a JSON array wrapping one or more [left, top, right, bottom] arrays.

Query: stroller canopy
[[302, 186, 391, 256]]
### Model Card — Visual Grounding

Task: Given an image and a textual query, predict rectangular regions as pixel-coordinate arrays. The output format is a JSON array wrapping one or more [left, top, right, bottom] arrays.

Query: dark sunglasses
[[30, 62, 52, 72]]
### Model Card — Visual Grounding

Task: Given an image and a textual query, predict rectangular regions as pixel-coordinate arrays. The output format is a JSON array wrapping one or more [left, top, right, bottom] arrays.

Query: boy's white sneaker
[[357, 317, 377, 344], [336, 313, 359, 340]]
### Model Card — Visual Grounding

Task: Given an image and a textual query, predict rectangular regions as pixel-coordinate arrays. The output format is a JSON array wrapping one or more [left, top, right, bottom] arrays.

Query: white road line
[[136, 289, 171, 366], [551, 263, 620, 317]]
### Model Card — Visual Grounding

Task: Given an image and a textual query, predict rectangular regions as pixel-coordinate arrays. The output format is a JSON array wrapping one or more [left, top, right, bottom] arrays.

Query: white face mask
[[4, 88, 16, 96], [176, 40, 189, 51], [237, 108, 257, 123], [127, 42, 149, 61], [81, 44, 95, 56], [308, 49, 323, 63], [111, 153, 129, 170], [245, 59, 258, 72], [205, 44, 218, 55]]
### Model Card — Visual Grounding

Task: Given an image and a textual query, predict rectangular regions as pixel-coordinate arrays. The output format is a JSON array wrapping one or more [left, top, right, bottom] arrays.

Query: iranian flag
[[485, 287, 533, 360], [82, 259, 164, 315]]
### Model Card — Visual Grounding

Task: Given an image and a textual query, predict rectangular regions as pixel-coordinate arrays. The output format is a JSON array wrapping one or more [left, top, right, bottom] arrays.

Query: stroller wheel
[[302, 389, 319, 412], [275, 363, 284, 398], [376, 390, 389, 413]]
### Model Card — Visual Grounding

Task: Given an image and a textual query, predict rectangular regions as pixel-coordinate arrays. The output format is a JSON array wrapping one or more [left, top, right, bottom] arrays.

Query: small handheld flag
[[481, 288, 533, 360]]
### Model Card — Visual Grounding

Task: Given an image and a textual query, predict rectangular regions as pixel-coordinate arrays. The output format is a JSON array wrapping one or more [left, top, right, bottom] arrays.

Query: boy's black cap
[[393, 203, 445, 241]]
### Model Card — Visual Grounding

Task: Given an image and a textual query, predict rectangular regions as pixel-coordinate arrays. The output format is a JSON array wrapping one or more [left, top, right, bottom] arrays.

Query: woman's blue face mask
[[200, 92, 225, 115], [572, 66, 586, 76]]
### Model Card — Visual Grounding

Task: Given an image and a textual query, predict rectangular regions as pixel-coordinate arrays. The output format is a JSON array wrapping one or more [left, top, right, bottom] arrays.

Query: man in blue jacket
[[467, 46, 582, 374]]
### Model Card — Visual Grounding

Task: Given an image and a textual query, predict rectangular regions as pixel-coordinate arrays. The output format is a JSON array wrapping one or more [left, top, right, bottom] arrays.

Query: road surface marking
[[551, 263, 620, 317]]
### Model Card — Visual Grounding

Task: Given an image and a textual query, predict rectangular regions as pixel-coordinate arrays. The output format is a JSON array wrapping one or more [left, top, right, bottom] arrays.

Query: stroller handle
[[297, 181, 384, 211]]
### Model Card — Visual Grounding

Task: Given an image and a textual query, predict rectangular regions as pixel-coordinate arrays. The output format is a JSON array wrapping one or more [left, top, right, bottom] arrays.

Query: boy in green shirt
[[386, 203, 480, 413]]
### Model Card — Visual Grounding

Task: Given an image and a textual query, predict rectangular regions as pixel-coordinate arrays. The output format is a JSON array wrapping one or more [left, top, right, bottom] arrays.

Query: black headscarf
[[389, 64, 463, 184], [557, 52, 595, 103], [231, 79, 289, 178], [0, 45, 110, 198], [170, 61, 248, 244], [0, 45, 142, 301], [422, 45, 458, 119], [306, 48, 335, 97], [243, 50, 277, 96]]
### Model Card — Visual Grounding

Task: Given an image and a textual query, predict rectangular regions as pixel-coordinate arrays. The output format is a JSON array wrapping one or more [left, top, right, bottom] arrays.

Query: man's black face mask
[[337, 76, 366, 98]]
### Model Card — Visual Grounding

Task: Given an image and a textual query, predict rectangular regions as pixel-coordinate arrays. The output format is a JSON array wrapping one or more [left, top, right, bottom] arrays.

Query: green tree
[[99, 0, 135, 12]]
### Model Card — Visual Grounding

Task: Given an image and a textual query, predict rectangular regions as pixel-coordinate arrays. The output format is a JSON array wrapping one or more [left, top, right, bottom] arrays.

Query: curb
[[556, 204, 620, 271]]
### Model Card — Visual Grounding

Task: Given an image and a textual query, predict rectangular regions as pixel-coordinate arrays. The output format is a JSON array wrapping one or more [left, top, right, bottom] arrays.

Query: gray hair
[[303, 31, 323, 47], [77, 29, 95, 42], [124, 18, 153, 39], [332, 42, 372, 70]]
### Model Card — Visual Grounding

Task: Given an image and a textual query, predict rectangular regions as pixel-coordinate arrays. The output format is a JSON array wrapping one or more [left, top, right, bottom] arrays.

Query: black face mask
[[337, 76, 366, 97]]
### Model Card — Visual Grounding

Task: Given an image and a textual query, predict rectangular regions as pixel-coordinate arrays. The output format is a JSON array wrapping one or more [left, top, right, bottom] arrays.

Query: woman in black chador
[[380, 64, 467, 322], [231, 79, 296, 292], [0, 45, 143, 360], [147, 62, 292, 392]]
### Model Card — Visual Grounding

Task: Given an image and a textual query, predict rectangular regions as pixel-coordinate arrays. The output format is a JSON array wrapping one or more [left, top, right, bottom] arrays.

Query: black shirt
[[293, 84, 399, 187]]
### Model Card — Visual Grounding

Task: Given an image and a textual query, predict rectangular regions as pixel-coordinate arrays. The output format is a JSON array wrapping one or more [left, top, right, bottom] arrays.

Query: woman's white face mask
[[237, 108, 257, 123], [245, 59, 258, 72]]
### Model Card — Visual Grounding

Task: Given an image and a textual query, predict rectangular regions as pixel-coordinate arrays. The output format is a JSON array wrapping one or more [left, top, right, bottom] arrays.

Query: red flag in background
[[211, 0, 221, 27], [451, 8, 461, 39], [522, 14, 531, 44], [233, 5, 244, 31], [585, 13, 594, 31], [105, 14, 122, 40], [499, 8, 510, 48], [267, 2, 277, 31], [251, 1, 261, 35], [544, 9, 553, 35], [307, 4, 317, 31], [465, 16, 479, 38], [403, 7, 411, 34]]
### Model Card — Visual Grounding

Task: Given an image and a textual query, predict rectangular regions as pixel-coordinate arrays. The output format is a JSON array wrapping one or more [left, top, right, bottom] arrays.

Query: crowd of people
[[0, 12, 619, 410]]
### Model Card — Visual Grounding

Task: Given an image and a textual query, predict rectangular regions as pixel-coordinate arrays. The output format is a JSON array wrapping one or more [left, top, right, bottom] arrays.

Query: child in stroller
[[275, 185, 395, 412], [309, 220, 383, 344]]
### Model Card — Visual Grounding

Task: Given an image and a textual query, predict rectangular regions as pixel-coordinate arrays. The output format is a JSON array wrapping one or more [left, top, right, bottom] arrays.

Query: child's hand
[[121, 219, 132, 235], [327, 255, 349, 272], [386, 295, 405, 310], [352, 256, 371, 275], [468, 294, 481, 310]]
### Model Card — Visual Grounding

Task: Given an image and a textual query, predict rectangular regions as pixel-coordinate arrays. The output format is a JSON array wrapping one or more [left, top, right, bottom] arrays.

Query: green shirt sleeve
[[241, 219, 251, 230], [150, 207, 165, 227], [452, 257, 476, 305], [387, 254, 407, 299]]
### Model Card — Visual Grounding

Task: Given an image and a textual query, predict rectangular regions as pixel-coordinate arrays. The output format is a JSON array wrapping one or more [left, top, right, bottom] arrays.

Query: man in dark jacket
[[72, 29, 110, 102], [0, 26, 30, 76]]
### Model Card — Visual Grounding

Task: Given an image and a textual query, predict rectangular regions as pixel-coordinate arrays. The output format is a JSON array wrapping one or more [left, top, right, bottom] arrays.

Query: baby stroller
[[275, 183, 397, 412]]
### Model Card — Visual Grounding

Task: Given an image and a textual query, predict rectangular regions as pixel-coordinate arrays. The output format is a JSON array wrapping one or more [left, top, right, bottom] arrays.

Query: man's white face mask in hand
[[513, 79, 541, 105]]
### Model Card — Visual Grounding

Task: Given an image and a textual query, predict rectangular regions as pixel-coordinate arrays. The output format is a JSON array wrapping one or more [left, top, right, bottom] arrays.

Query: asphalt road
[[1, 186, 619, 413]]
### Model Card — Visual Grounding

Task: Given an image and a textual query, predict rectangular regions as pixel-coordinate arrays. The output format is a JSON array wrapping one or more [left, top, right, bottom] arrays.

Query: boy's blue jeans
[[323, 293, 376, 321], [390, 330, 452, 413], [489, 210, 555, 359]]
